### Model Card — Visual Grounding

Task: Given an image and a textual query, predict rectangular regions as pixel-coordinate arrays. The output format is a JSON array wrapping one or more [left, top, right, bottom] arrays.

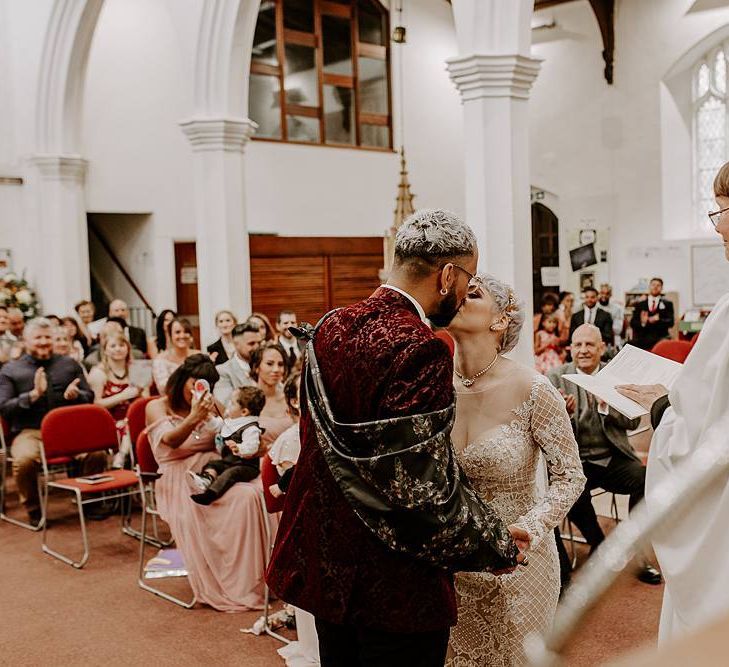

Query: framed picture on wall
[[579, 272, 595, 291], [569, 243, 598, 271]]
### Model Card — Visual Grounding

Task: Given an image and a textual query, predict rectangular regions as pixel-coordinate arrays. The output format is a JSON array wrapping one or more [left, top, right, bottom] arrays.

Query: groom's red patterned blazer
[[267, 287, 459, 633]]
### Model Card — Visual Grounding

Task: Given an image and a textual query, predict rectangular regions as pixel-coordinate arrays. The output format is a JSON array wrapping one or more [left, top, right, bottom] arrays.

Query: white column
[[29, 155, 90, 315], [447, 0, 539, 363], [180, 116, 256, 346]]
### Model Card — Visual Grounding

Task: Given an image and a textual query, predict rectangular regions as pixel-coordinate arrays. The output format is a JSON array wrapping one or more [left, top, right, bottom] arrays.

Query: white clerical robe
[[646, 291, 729, 644]]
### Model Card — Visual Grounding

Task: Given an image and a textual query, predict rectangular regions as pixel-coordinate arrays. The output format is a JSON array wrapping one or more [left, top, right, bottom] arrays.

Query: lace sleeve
[[514, 376, 586, 550]]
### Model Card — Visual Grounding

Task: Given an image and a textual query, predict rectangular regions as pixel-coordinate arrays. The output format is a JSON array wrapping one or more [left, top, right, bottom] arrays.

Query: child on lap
[[189, 386, 266, 505]]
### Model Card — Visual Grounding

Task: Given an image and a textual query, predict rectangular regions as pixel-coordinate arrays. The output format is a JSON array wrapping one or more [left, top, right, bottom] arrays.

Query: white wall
[[530, 0, 729, 312]]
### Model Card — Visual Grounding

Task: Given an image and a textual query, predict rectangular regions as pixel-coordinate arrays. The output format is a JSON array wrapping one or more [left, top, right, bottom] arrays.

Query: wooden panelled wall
[[174, 237, 384, 332]]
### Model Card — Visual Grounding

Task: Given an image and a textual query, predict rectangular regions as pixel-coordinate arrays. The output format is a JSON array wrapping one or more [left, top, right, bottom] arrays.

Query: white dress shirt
[[583, 306, 598, 325], [381, 284, 427, 323]]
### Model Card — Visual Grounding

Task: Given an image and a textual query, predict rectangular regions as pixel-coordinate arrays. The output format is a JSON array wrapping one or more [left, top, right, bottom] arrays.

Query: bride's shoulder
[[495, 358, 541, 394]]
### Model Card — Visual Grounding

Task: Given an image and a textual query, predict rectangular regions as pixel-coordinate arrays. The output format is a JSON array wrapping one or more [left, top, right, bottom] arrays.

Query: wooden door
[[173, 242, 201, 347], [531, 203, 560, 312]]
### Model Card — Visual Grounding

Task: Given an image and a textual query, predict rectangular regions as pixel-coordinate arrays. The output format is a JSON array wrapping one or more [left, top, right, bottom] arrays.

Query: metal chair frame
[[561, 488, 620, 569], [259, 489, 290, 645], [39, 407, 140, 568]]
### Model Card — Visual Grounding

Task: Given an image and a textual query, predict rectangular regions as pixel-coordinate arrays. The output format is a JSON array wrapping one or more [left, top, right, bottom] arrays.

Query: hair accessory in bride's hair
[[504, 290, 519, 318]]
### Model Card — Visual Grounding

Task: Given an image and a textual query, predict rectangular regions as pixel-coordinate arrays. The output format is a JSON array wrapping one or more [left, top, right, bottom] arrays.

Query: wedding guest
[[534, 314, 564, 374], [556, 291, 574, 345], [206, 310, 238, 365], [533, 293, 559, 335], [598, 283, 625, 348], [247, 312, 275, 342], [83, 319, 125, 370], [88, 333, 141, 422], [152, 317, 197, 395], [45, 315, 62, 327], [52, 327, 84, 364], [75, 299, 100, 344], [213, 322, 260, 405], [61, 316, 89, 356], [146, 354, 274, 610], [547, 324, 661, 584], [0, 305, 15, 341], [108, 299, 148, 355], [629, 278, 675, 350], [148, 309, 176, 359], [268, 372, 301, 498], [569, 287, 613, 346], [250, 341, 293, 449], [7, 307, 25, 339], [0, 318, 105, 526], [275, 310, 303, 368]]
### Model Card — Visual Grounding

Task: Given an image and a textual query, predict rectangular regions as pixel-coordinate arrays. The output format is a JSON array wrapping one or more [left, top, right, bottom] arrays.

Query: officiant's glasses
[[708, 205, 729, 228]]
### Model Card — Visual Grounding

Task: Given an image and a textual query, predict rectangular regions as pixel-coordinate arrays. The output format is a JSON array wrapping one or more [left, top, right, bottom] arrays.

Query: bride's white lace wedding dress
[[446, 367, 585, 667]]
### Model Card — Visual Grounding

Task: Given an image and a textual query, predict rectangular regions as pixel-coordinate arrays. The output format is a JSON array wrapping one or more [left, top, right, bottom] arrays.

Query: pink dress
[[535, 330, 564, 375], [259, 414, 294, 450], [147, 415, 277, 611]]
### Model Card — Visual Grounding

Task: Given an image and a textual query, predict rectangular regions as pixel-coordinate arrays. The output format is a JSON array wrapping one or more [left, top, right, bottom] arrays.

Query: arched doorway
[[531, 201, 560, 312]]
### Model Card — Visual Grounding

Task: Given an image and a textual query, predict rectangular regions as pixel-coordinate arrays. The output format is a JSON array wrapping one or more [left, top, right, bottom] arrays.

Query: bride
[[445, 274, 585, 666]]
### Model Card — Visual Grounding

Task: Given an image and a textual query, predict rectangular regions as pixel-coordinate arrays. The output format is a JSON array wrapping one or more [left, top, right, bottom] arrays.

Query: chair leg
[[259, 497, 289, 644], [0, 457, 45, 531], [136, 482, 196, 608], [42, 486, 90, 569], [123, 486, 172, 548]]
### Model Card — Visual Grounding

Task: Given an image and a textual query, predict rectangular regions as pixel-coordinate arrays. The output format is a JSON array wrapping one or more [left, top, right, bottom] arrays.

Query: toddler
[[189, 386, 266, 505], [534, 313, 564, 374]]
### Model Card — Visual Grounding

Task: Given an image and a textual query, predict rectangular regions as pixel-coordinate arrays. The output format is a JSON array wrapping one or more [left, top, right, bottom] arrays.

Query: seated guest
[[206, 310, 237, 364], [152, 317, 197, 395], [146, 354, 274, 610], [83, 319, 129, 370], [533, 293, 559, 335], [250, 341, 293, 448], [547, 324, 661, 584], [0, 305, 16, 341], [7, 307, 25, 339], [247, 312, 275, 342], [268, 372, 301, 498], [598, 283, 625, 348], [534, 314, 564, 374], [629, 277, 675, 350], [148, 309, 175, 359], [61, 316, 90, 356], [212, 322, 260, 405], [74, 299, 96, 347], [108, 298, 148, 355], [569, 286, 613, 346], [0, 318, 106, 526], [53, 325, 84, 363], [189, 386, 266, 505], [275, 310, 304, 368]]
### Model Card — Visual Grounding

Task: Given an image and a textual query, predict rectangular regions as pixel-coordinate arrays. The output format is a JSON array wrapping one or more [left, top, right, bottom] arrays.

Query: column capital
[[29, 154, 87, 182], [446, 54, 541, 101], [179, 117, 258, 153]]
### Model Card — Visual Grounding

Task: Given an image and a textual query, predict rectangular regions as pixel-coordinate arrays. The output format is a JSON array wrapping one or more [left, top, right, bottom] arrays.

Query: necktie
[[587, 309, 593, 324]]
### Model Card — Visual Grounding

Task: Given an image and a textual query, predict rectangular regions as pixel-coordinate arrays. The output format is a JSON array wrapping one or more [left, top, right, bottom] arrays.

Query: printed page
[[563, 346, 682, 419]]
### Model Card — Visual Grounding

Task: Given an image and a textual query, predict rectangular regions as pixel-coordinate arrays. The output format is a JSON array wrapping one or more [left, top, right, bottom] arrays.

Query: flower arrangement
[[0, 272, 40, 318]]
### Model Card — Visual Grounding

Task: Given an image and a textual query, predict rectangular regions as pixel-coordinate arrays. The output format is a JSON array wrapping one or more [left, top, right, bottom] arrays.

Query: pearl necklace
[[454, 352, 500, 387]]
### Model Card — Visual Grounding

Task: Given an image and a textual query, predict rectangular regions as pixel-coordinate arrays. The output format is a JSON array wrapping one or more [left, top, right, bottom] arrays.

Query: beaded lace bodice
[[447, 369, 585, 667]]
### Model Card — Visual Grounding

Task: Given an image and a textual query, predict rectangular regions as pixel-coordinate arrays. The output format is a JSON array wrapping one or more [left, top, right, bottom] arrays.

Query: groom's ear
[[438, 263, 455, 291]]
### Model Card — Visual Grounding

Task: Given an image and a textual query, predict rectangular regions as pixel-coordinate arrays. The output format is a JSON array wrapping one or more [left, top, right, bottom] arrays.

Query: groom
[[267, 210, 525, 666]]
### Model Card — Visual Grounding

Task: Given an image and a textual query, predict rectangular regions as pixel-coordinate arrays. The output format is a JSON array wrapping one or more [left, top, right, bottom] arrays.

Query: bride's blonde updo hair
[[477, 273, 525, 354]]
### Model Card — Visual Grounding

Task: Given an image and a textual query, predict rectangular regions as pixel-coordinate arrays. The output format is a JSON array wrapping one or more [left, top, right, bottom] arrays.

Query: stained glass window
[[694, 47, 729, 229]]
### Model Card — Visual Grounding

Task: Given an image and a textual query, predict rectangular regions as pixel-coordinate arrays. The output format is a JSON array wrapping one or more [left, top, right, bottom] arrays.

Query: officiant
[[548, 323, 662, 584]]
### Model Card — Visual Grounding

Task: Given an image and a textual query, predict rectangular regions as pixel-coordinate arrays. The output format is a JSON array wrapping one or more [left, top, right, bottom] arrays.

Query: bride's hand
[[508, 524, 531, 556]]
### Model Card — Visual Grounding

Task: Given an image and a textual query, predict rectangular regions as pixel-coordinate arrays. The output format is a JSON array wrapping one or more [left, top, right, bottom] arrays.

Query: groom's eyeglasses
[[450, 263, 482, 290]]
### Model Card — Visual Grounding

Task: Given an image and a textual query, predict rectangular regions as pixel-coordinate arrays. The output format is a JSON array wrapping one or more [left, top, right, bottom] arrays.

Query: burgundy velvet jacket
[[267, 287, 459, 633]]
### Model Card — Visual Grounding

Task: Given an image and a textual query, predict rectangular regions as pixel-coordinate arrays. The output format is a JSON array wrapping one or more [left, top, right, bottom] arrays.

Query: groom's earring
[[440, 288, 448, 295]]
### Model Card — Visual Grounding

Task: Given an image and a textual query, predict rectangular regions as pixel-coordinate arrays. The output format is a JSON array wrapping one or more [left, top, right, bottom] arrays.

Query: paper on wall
[[563, 345, 683, 419]]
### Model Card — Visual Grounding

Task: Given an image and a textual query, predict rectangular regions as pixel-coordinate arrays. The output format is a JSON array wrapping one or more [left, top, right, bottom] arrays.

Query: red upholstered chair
[[651, 339, 692, 364], [126, 396, 156, 449], [135, 429, 195, 608], [39, 404, 139, 568], [0, 415, 72, 531]]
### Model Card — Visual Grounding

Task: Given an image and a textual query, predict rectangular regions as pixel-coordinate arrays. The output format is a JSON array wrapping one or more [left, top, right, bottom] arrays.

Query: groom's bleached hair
[[477, 274, 525, 354], [394, 209, 476, 276]]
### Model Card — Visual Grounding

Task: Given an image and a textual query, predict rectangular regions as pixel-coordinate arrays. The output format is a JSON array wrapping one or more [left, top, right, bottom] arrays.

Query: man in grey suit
[[548, 323, 661, 584], [213, 322, 261, 405]]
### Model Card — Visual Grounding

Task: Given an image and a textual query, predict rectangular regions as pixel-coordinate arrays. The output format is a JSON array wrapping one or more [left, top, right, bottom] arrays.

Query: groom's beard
[[429, 289, 461, 328]]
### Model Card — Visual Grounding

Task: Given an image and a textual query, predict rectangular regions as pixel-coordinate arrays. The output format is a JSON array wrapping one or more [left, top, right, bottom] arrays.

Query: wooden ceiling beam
[[588, 0, 615, 84]]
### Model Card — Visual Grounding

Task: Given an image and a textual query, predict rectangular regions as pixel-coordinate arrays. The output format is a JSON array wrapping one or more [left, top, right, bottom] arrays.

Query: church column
[[29, 155, 90, 314], [180, 117, 256, 346], [447, 0, 539, 362]]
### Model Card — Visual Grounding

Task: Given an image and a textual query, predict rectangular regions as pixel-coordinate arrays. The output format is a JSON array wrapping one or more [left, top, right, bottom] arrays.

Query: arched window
[[694, 45, 728, 225], [249, 0, 392, 150]]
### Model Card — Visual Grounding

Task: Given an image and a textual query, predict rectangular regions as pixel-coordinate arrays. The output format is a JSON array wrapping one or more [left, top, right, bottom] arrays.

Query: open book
[[563, 345, 683, 419]]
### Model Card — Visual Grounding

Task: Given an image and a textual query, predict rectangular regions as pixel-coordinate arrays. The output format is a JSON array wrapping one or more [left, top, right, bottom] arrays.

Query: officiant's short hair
[[394, 209, 476, 274]]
